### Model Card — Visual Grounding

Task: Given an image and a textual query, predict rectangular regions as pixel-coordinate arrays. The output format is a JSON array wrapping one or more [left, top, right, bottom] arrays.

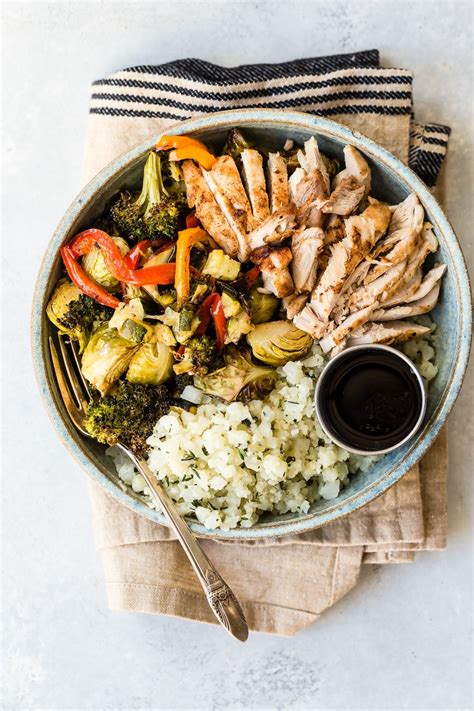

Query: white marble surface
[[3, 1, 473, 709]]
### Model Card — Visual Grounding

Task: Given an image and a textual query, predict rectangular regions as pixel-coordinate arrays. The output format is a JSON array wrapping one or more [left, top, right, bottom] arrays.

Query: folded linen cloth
[[83, 50, 450, 635]]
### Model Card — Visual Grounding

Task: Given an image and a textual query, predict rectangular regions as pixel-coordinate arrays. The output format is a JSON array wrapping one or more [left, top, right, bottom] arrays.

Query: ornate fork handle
[[123, 448, 249, 642]]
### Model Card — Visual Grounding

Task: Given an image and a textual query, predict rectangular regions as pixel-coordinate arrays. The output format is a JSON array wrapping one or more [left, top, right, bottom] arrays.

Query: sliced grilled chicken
[[247, 206, 296, 251], [325, 214, 345, 245], [319, 304, 378, 354], [210, 154, 255, 232], [333, 146, 371, 197], [394, 263, 447, 304], [291, 226, 325, 293], [182, 160, 240, 257], [310, 202, 389, 325], [389, 193, 424, 235], [363, 229, 419, 284], [383, 269, 423, 306], [268, 152, 289, 212], [346, 321, 430, 347], [380, 223, 439, 299], [348, 260, 407, 311], [283, 293, 310, 319], [317, 175, 365, 216], [293, 304, 328, 338], [371, 282, 441, 321], [251, 246, 294, 298], [289, 169, 327, 227], [202, 168, 250, 261], [241, 149, 270, 224], [297, 137, 330, 193]]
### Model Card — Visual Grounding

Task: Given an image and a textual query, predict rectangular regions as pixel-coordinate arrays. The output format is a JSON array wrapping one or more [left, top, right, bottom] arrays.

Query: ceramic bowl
[[32, 109, 472, 540]]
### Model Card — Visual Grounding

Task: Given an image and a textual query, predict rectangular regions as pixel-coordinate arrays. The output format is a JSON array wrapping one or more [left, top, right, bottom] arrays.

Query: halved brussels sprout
[[194, 346, 276, 402], [81, 324, 140, 396], [126, 342, 173, 386], [248, 288, 279, 324], [247, 320, 312, 365], [82, 236, 129, 292], [203, 249, 241, 281], [46, 279, 88, 351]]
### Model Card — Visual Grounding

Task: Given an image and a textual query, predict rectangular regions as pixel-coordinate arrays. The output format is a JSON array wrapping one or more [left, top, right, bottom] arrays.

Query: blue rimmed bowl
[[32, 109, 472, 540]]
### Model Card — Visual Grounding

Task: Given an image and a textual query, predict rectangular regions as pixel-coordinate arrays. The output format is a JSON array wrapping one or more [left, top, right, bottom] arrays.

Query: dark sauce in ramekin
[[317, 348, 425, 453]]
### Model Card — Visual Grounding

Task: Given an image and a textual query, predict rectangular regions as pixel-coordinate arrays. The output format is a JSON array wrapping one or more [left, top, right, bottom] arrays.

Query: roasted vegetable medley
[[47, 130, 446, 456]]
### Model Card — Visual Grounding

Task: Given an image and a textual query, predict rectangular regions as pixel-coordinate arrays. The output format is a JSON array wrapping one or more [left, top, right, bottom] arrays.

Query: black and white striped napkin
[[86, 49, 450, 187]]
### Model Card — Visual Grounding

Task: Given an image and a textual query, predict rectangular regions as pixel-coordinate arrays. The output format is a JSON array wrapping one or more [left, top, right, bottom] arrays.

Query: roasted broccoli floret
[[183, 335, 217, 374], [110, 152, 185, 241], [58, 294, 113, 334], [84, 380, 170, 455]]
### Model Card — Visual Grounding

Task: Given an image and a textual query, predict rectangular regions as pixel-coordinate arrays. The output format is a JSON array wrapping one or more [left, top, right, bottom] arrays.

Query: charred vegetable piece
[[127, 342, 174, 385], [47, 281, 113, 352], [159, 307, 200, 344], [247, 320, 312, 366], [174, 334, 217, 376], [84, 380, 170, 456], [248, 287, 279, 324], [110, 152, 185, 241], [174, 227, 210, 308], [202, 249, 241, 281], [82, 235, 129, 292], [194, 346, 276, 402], [81, 324, 140, 396], [220, 291, 253, 344], [156, 135, 216, 170], [222, 128, 253, 163]]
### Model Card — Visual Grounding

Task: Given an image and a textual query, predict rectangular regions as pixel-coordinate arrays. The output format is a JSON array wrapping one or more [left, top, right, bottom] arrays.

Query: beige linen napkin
[[83, 52, 449, 635]]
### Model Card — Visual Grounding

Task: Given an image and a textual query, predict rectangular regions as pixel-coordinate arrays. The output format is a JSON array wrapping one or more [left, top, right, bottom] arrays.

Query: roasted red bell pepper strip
[[127, 263, 176, 286], [124, 240, 153, 270], [175, 227, 210, 307], [186, 212, 200, 229], [195, 293, 226, 350], [156, 134, 216, 170], [61, 246, 120, 308], [69, 229, 132, 282]]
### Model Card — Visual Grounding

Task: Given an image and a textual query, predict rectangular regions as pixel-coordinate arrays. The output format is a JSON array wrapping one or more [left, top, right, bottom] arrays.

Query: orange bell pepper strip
[[155, 134, 216, 170], [174, 227, 210, 307]]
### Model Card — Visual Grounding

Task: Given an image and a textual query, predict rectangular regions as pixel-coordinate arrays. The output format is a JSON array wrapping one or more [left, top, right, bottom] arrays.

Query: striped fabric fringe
[[91, 50, 449, 187]]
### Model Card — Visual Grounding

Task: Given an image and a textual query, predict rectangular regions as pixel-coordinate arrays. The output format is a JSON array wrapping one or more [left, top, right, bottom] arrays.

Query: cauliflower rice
[[108, 319, 438, 530]]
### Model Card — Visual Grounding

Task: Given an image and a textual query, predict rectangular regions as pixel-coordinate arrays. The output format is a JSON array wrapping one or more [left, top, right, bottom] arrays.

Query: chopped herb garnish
[[238, 448, 246, 461], [181, 451, 197, 461], [202, 446, 209, 456]]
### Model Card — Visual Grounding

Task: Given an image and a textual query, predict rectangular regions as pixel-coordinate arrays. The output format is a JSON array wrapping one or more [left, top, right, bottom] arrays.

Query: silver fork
[[49, 333, 249, 642]]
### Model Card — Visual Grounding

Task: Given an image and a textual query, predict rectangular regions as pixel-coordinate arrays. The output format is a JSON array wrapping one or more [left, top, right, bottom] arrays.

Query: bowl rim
[[32, 108, 472, 540]]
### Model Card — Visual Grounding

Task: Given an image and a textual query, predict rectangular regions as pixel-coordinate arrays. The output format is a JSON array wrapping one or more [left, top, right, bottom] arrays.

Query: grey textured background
[[2, 1, 473, 709]]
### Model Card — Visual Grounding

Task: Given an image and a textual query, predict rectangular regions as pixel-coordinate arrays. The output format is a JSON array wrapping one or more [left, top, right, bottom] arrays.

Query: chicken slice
[[310, 203, 388, 324], [293, 304, 328, 338], [283, 293, 309, 319], [210, 155, 255, 232], [380, 223, 438, 299], [394, 263, 447, 304], [290, 169, 327, 227], [291, 227, 325, 293], [201, 168, 250, 262], [348, 260, 407, 311], [182, 160, 240, 258], [317, 175, 365, 216], [268, 152, 289, 212], [363, 229, 419, 284], [346, 321, 430, 347], [371, 282, 441, 321], [325, 214, 345, 245], [319, 304, 378, 354], [389, 193, 424, 235], [241, 149, 270, 224], [297, 137, 330, 193], [382, 269, 423, 306], [251, 246, 294, 298], [333, 145, 371, 197], [247, 206, 296, 251]]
